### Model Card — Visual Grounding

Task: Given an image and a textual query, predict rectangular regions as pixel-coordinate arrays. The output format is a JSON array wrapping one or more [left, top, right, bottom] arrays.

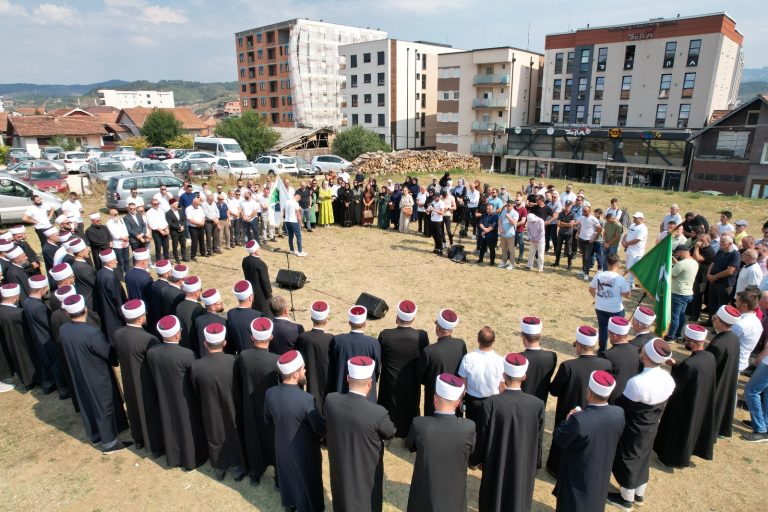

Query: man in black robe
[[418, 309, 467, 416], [0, 283, 37, 389], [471, 353, 544, 512], [406, 373, 476, 512], [227, 280, 263, 354], [553, 370, 625, 512], [629, 306, 656, 349], [600, 316, 641, 403], [296, 300, 333, 411], [175, 276, 205, 352], [326, 356, 396, 512], [242, 241, 272, 316], [194, 288, 229, 357], [654, 323, 717, 468], [235, 317, 279, 486], [146, 315, 208, 470], [47, 262, 76, 312], [94, 249, 126, 345], [190, 322, 246, 481], [85, 213, 110, 270], [69, 238, 96, 309], [148, 259, 173, 335], [377, 300, 429, 437], [40, 226, 60, 276], [706, 304, 742, 438], [264, 350, 326, 512], [269, 295, 305, 355], [112, 299, 164, 457], [10, 226, 42, 277], [609, 339, 676, 511], [519, 316, 557, 407], [59, 294, 130, 453], [4, 247, 33, 302], [328, 305, 381, 401], [125, 248, 153, 304], [547, 325, 612, 477]]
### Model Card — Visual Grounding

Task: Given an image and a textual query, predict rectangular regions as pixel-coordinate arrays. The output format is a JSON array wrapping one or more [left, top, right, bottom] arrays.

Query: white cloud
[[142, 5, 189, 24], [0, 0, 27, 17], [386, 0, 470, 14], [31, 3, 78, 26]]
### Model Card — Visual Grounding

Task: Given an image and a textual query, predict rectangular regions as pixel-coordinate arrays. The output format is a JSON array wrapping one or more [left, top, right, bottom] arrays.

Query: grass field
[[1, 172, 764, 511]]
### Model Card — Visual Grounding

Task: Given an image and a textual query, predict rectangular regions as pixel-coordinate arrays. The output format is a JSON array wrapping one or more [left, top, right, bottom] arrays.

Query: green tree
[[48, 135, 78, 151], [140, 110, 182, 146], [165, 134, 195, 149], [118, 136, 150, 153], [331, 126, 391, 161], [214, 112, 279, 160]]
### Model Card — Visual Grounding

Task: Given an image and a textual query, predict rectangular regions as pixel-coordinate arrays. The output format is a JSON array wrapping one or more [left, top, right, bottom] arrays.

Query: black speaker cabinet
[[356, 292, 389, 319], [276, 269, 306, 290]]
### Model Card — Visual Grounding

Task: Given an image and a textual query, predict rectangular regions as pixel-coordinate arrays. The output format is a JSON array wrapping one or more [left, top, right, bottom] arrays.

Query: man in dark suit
[[241, 240, 272, 316], [69, 238, 96, 309], [226, 280, 263, 354], [124, 248, 154, 305], [296, 300, 333, 411], [166, 198, 188, 263], [269, 295, 304, 355], [328, 305, 381, 402], [418, 309, 467, 416], [629, 306, 657, 349], [124, 202, 149, 251]]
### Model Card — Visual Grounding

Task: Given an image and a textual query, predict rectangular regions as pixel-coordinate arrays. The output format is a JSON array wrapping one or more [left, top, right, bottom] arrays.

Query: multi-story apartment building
[[435, 47, 543, 171], [235, 19, 386, 129], [540, 12, 743, 129], [339, 39, 463, 149], [97, 89, 175, 109]]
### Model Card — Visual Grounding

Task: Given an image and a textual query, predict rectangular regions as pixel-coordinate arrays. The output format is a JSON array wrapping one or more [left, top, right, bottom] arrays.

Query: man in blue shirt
[[179, 184, 198, 241], [497, 201, 518, 270], [485, 188, 503, 214], [476, 203, 499, 266], [216, 194, 230, 251]]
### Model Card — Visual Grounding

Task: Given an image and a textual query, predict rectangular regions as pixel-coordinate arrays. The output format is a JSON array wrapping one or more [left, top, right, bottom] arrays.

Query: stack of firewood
[[350, 150, 481, 175]]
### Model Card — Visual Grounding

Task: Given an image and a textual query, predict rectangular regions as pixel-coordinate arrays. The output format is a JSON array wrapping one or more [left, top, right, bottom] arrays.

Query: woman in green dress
[[308, 178, 319, 225], [377, 187, 391, 229], [317, 180, 334, 227]]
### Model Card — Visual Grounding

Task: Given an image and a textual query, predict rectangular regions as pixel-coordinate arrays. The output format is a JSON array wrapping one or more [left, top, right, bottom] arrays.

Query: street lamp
[[488, 123, 499, 173]]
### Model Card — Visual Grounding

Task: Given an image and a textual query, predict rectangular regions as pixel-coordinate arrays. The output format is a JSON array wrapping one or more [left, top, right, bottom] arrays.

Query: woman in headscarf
[[377, 186, 390, 230], [390, 183, 402, 230], [308, 178, 319, 227], [399, 186, 414, 233], [452, 178, 468, 236], [333, 177, 344, 225], [317, 180, 334, 227], [338, 181, 354, 227], [351, 181, 364, 225], [362, 184, 375, 227]]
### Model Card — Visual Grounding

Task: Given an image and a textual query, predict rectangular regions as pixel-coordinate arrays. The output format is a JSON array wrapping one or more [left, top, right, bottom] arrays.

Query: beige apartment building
[[435, 47, 543, 171]]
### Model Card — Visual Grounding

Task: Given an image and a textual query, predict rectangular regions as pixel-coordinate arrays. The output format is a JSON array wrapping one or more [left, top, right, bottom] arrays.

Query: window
[[422, 54, 427, 70], [421, 94, 426, 108], [620, 76, 632, 100], [364, 94, 371, 104], [351, 114, 358, 125], [594, 76, 604, 100], [363, 73, 371, 84], [592, 105, 602, 125], [682, 72, 696, 98], [378, 114, 385, 127], [377, 51, 385, 65], [239, 68, 245, 78], [351, 94, 358, 107], [438, 67, 460, 78], [566, 51, 575, 74], [659, 74, 672, 99], [655, 104, 667, 127], [575, 105, 586, 123], [564, 79, 573, 100], [663, 42, 677, 68], [760, 143, 768, 164], [624, 45, 635, 70], [554, 53, 564, 74], [256, 33, 262, 43], [422, 75, 426, 90], [377, 72, 385, 86], [239, 53, 244, 63], [364, 113, 372, 124], [553, 79, 562, 100], [551, 104, 560, 123], [241, 84, 247, 92], [715, 131, 749, 157], [617, 105, 629, 127], [563, 105, 572, 123], [577, 77, 587, 100], [378, 93, 385, 106], [453, 91, 459, 100], [257, 49, 263, 59], [746, 111, 760, 126], [363, 53, 371, 63], [350, 55, 357, 68], [597, 47, 608, 71], [687, 39, 701, 67], [579, 49, 591, 73], [351, 75, 357, 88], [242, 98, 248, 107], [677, 104, 690, 128]]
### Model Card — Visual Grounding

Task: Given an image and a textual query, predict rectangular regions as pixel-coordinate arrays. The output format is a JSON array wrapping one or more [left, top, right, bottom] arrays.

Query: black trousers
[[189, 226, 204, 258], [203, 220, 217, 254], [417, 211, 427, 233], [545, 223, 558, 252], [442, 215, 453, 245], [478, 236, 497, 264], [554, 232, 573, 265], [467, 207, 478, 233], [431, 220, 444, 251], [151, 230, 169, 261], [578, 238, 594, 274], [463, 394, 486, 426], [170, 228, 187, 261], [708, 280, 732, 319], [230, 217, 241, 246]]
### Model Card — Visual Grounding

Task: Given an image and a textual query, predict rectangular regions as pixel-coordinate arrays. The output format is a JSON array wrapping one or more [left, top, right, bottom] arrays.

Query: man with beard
[[94, 249, 126, 345], [175, 276, 205, 352], [69, 238, 96, 309], [295, 300, 333, 411], [328, 305, 381, 401], [125, 248, 153, 304], [0, 283, 37, 389], [600, 316, 641, 403], [241, 240, 272, 316], [418, 309, 467, 416], [84, 213, 110, 270], [21, 193, 54, 245], [3, 246, 33, 302], [148, 259, 173, 334], [706, 304, 742, 438], [269, 295, 305, 355], [40, 226, 60, 278], [193, 288, 228, 357], [226, 280, 263, 354], [519, 316, 557, 406], [10, 225, 41, 276]]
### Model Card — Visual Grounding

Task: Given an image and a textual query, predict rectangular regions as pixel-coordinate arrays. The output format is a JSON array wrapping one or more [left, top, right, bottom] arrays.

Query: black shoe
[[232, 467, 247, 482], [663, 336, 674, 342], [103, 441, 132, 455], [607, 492, 634, 511], [182, 257, 190, 262], [741, 431, 768, 443], [742, 419, 753, 429], [151, 451, 164, 459], [135, 441, 145, 450], [214, 468, 226, 481], [552, 262, 560, 267], [191, 257, 198, 262], [175, 259, 181, 265], [634, 495, 644, 506]]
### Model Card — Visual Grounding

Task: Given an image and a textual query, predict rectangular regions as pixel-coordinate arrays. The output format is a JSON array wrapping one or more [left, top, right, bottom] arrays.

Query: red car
[[21, 165, 69, 194]]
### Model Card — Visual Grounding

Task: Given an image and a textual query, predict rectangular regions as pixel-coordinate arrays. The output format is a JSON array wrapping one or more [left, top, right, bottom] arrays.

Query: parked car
[[41, 146, 65, 161], [7, 159, 53, 175], [106, 173, 203, 211], [176, 160, 215, 178], [211, 157, 259, 178], [166, 151, 218, 170], [108, 152, 141, 169], [83, 157, 128, 183], [5, 148, 32, 164], [139, 147, 172, 160], [114, 146, 137, 155], [19, 165, 69, 194], [310, 154, 351, 173], [82, 146, 103, 159], [168, 149, 190, 159], [0, 173, 63, 225], [131, 159, 174, 175], [293, 156, 317, 177], [54, 151, 89, 174], [6, 153, 35, 166], [252, 154, 298, 176]]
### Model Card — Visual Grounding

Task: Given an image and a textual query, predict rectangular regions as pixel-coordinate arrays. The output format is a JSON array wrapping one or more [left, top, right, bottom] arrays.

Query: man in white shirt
[[659, 204, 682, 232], [429, 194, 445, 255], [22, 194, 55, 244], [127, 187, 145, 208], [559, 184, 577, 208], [458, 326, 504, 424], [589, 253, 632, 353], [153, 185, 173, 212], [283, 192, 306, 257], [736, 249, 764, 294], [605, 198, 623, 223], [258, 186, 275, 242], [622, 212, 648, 288], [338, 170, 350, 184], [226, 190, 242, 247], [146, 198, 170, 261], [61, 192, 83, 223], [185, 197, 206, 261], [575, 206, 602, 282], [240, 190, 260, 244], [732, 290, 764, 372], [200, 193, 219, 257], [717, 211, 734, 236], [105, 208, 130, 274]]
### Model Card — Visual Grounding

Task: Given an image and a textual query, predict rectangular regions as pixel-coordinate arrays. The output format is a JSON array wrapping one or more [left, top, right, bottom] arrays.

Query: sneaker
[[507, 264, 514, 270], [583, 274, 590, 281], [0, 382, 15, 393], [634, 496, 644, 506], [606, 492, 634, 511], [741, 431, 768, 443], [497, 262, 507, 268], [296, 251, 308, 257]]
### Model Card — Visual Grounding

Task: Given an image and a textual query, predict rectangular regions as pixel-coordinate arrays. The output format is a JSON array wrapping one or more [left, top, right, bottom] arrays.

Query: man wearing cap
[[296, 300, 334, 411], [0, 238, 15, 279], [235, 317, 280, 486], [175, 276, 205, 352], [94, 249, 127, 344], [0, 283, 37, 389], [269, 295, 305, 356], [125, 248, 153, 305], [706, 304, 742, 438], [553, 370, 625, 511], [654, 324, 717, 468], [600, 316, 641, 403], [733, 219, 750, 246], [4, 247, 33, 302], [590, 253, 631, 353], [609, 338, 676, 511], [190, 323, 246, 481], [377, 300, 429, 437], [458, 326, 505, 424], [622, 212, 648, 288], [325, 356, 396, 512], [40, 226, 60, 275], [69, 238, 95, 309], [166, 198, 188, 263], [146, 315, 208, 470], [471, 353, 544, 512], [242, 240, 272, 317], [22, 193, 55, 245], [148, 259, 173, 334], [226, 280, 263, 354], [48, 263, 76, 312], [629, 306, 656, 349], [85, 213, 109, 271], [112, 300, 164, 456], [705, 235, 740, 323], [546, 326, 612, 477], [406, 373, 476, 512], [418, 309, 467, 416], [328, 305, 381, 402], [193, 289, 229, 358], [52, 231, 74, 268], [264, 350, 326, 512], [59, 294, 130, 453], [519, 317, 557, 409], [10, 225, 42, 276]]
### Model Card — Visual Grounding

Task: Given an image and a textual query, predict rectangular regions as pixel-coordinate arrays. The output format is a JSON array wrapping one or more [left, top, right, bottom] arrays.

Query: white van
[[193, 137, 247, 160]]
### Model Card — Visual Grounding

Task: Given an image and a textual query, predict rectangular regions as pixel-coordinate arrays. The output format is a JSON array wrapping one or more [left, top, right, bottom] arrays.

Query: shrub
[[332, 126, 391, 161]]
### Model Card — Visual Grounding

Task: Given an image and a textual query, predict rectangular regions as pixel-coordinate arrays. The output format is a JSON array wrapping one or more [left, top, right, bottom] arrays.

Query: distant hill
[[741, 67, 768, 83], [738, 81, 768, 101], [0, 80, 129, 98]]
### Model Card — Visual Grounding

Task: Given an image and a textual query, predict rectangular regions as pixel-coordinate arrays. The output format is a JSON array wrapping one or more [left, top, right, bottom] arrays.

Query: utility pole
[[489, 122, 498, 173]]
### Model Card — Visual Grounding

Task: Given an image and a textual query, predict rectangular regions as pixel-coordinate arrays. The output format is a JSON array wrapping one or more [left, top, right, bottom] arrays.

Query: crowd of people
[[1, 170, 767, 512]]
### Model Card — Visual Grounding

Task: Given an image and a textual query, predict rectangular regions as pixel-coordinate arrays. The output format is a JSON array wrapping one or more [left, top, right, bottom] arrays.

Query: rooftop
[[8, 116, 107, 137], [117, 107, 205, 130], [546, 11, 740, 37]]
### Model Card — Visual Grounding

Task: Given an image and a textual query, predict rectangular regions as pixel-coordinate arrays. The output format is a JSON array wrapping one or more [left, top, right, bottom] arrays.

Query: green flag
[[629, 233, 672, 336]]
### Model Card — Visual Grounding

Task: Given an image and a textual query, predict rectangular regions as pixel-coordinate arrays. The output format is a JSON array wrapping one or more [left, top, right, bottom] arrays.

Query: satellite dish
[[514, 126, 522, 134], [547, 127, 555, 136]]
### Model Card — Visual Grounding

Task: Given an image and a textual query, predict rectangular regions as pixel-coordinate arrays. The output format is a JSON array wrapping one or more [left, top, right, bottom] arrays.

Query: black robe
[[42, 241, 58, 274], [145, 342, 208, 470], [193, 312, 228, 357], [72, 259, 96, 309], [5, 263, 31, 302], [377, 326, 429, 437], [190, 352, 245, 471], [270, 317, 305, 355], [242, 255, 272, 316], [471, 390, 544, 512], [601, 343, 641, 403], [22, 296, 69, 395], [325, 391, 396, 512], [264, 384, 326, 512], [59, 321, 129, 444], [50, 307, 100, 413], [706, 330, 740, 437], [520, 348, 557, 406], [148, 279, 170, 335], [226, 307, 263, 353], [85, 225, 110, 269], [553, 404, 626, 512], [546, 354, 612, 476], [417, 336, 467, 416], [0, 303, 37, 388], [405, 413, 476, 512], [235, 347, 279, 480], [295, 328, 333, 411], [175, 299, 205, 353], [112, 325, 164, 454], [328, 331, 382, 402], [629, 332, 655, 350], [654, 350, 717, 467], [94, 267, 126, 345], [125, 267, 153, 304], [17, 240, 41, 273]]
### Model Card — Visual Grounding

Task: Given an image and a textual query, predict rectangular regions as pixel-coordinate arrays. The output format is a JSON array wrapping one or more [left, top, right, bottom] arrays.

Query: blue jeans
[[286, 222, 302, 252], [604, 245, 618, 270], [301, 208, 312, 229], [669, 293, 693, 338], [591, 242, 605, 271], [515, 232, 525, 260], [596, 308, 624, 353], [746, 362, 768, 434]]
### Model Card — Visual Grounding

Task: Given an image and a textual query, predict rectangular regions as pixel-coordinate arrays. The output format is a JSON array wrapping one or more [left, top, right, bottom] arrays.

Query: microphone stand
[[282, 250, 306, 321]]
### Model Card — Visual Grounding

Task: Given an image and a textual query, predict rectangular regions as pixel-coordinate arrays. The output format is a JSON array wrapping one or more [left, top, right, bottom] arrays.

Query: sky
[[0, 0, 765, 84]]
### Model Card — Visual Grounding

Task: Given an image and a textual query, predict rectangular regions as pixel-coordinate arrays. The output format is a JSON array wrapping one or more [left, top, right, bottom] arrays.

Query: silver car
[[0, 172, 63, 225], [309, 154, 351, 173], [105, 173, 203, 212], [131, 159, 174, 175], [83, 157, 128, 183], [41, 146, 65, 161]]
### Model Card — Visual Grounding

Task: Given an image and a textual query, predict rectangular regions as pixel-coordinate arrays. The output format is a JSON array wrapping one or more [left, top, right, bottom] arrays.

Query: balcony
[[472, 98, 508, 109], [471, 121, 507, 132], [697, 144, 751, 161], [471, 143, 506, 155], [473, 74, 510, 85]]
